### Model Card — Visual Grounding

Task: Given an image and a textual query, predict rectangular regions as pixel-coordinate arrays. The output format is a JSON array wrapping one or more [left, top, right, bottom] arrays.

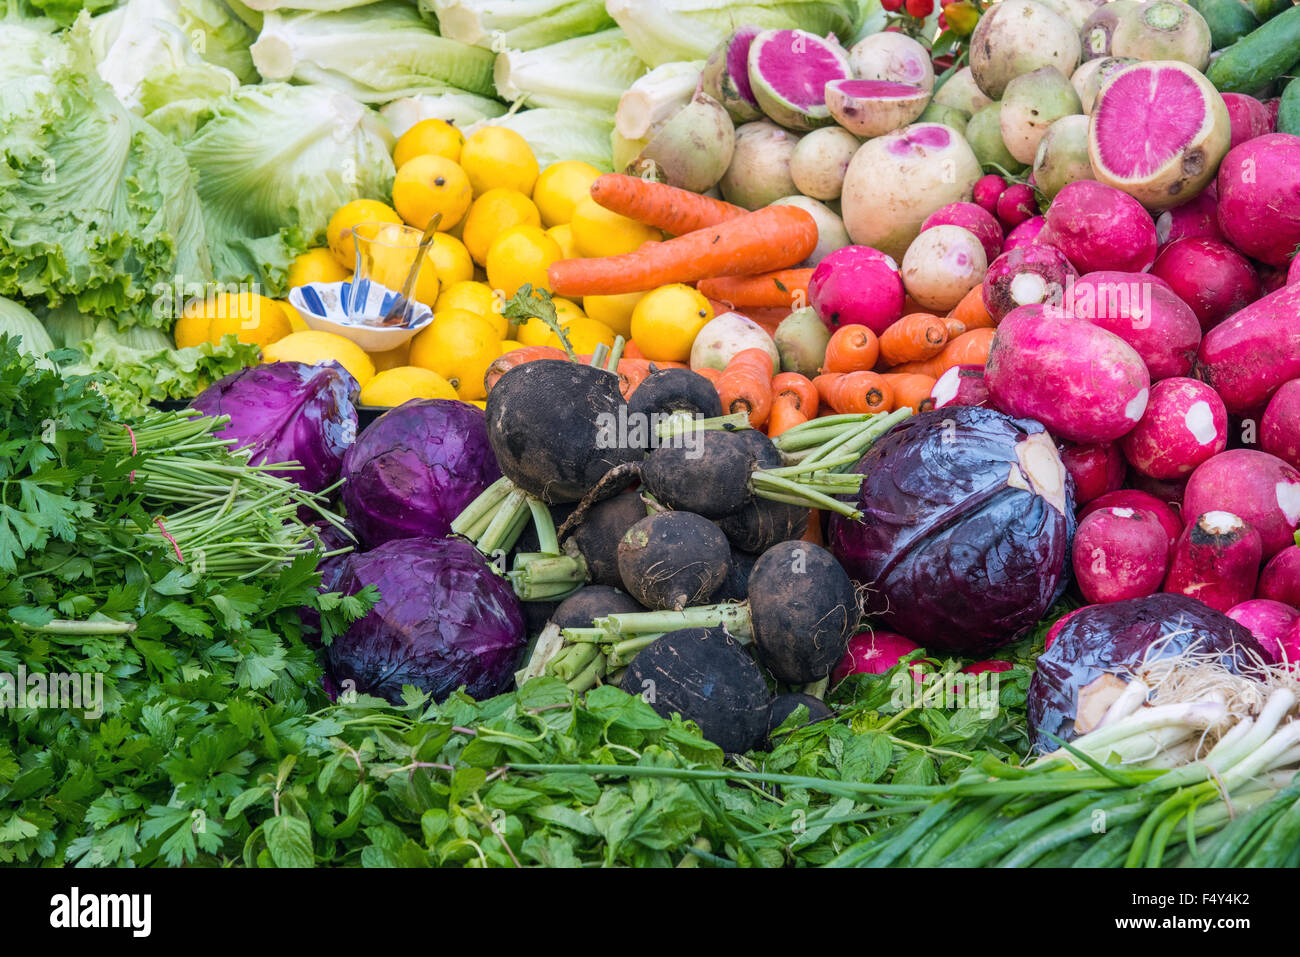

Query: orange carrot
[[717, 348, 774, 427], [772, 371, 818, 417], [589, 174, 747, 235], [890, 327, 996, 378], [947, 284, 995, 333], [767, 395, 807, 436], [881, 373, 937, 414], [801, 510, 824, 546], [878, 313, 948, 367], [945, 316, 968, 340], [694, 366, 723, 385], [822, 324, 880, 373], [615, 358, 689, 398], [814, 371, 893, 415], [548, 205, 819, 297], [623, 340, 646, 360], [698, 268, 814, 308], [484, 346, 567, 392]]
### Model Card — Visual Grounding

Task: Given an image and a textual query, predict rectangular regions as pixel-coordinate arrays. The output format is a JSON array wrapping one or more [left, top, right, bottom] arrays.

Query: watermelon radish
[[825, 79, 929, 138], [789, 127, 860, 201], [1081, 0, 1141, 60], [719, 120, 798, 210], [901, 225, 988, 312], [840, 123, 983, 262], [1088, 60, 1231, 211], [1000, 67, 1084, 166], [1035, 0, 1107, 31], [1072, 57, 1137, 114], [1109, 1, 1212, 71], [1148, 237, 1260, 331], [847, 32, 935, 93], [1033, 115, 1094, 200], [747, 29, 852, 131], [966, 102, 1028, 174], [931, 66, 992, 116], [700, 27, 763, 124], [1215, 134, 1300, 267], [969, 0, 1081, 100]]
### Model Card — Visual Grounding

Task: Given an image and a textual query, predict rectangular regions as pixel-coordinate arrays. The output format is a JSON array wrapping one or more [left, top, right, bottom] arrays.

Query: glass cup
[[348, 221, 438, 325]]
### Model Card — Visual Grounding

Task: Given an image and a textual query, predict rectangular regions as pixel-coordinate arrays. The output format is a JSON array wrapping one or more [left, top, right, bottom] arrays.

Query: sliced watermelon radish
[[700, 26, 763, 124], [825, 79, 928, 138], [747, 28, 852, 132], [1088, 60, 1230, 212]]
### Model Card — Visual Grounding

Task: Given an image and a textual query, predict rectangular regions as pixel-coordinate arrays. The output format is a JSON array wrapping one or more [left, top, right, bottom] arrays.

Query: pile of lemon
[[181, 118, 722, 409]]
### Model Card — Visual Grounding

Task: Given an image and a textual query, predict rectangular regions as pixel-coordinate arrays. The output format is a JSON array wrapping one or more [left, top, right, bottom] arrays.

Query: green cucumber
[[1279, 77, 1300, 135], [1207, 4, 1300, 92], [1248, 0, 1293, 21], [1188, 0, 1258, 48]]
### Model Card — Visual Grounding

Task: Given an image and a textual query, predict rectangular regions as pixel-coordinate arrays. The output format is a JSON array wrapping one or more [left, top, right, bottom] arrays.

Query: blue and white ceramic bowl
[[289, 280, 435, 353]]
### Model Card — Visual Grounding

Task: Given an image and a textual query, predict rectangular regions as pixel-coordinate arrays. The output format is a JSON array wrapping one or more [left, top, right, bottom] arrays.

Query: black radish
[[617, 511, 731, 611]]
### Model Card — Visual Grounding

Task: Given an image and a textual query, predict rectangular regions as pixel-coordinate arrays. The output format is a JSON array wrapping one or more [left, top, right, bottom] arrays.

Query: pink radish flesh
[[930, 363, 989, 409], [1261, 379, 1300, 471], [1259, 547, 1300, 607], [1163, 511, 1263, 613], [1059, 442, 1125, 505], [1092, 67, 1203, 172], [1074, 507, 1171, 604], [1080, 489, 1182, 552], [1120, 376, 1227, 480], [1148, 237, 1259, 332], [832, 630, 921, 681], [1040, 181, 1158, 274], [1226, 599, 1300, 663], [1182, 449, 1300, 558]]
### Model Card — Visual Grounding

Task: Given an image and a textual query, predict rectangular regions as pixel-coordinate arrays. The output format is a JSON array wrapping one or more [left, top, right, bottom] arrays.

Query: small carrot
[[802, 509, 824, 546], [698, 268, 814, 309], [890, 327, 996, 378], [767, 395, 807, 437], [947, 284, 996, 332], [548, 205, 819, 297], [694, 366, 723, 385], [717, 348, 774, 427], [878, 312, 948, 367], [772, 371, 819, 417], [881, 373, 937, 414], [615, 357, 689, 398], [945, 316, 969, 340], [814, 371, 893, 415], [623, 339, 647, 360], [589, 174, 747, 235], [483, 345, 567, 393], [822, 324, 880, 373]]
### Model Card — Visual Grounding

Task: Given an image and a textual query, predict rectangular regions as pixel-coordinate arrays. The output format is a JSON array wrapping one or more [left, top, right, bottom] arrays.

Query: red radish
[[1259, 547, 1300, 607], [1080, 489, 1182, 552], [1262, 380, 1300, 471], [1059, 271, 1200, 380], [824, 79, 929, 137], [1197, 283, 1300, 413], [1216, 134, 1300, 267], [1182, 449, 1300, 558], [1148, 238, 1259, 332], [1282, 618, 1300, 666], [974, 174, 1008, 216], [982, 243, 1077, 321], [1263, 98, 1280, 132], [1120, 377, 1227, 481], [1154, 188, 1223, 247], [961, 659, 1013, 675], [1044, 606, 1091, 649], [1073, 506, 1171, 604], [1039, 180, 1157, 274], [985, 304, 1150, 443], [930, 364, 989, 409], [1059, 441, 1125, 505], [996, 183, 1038, 231], [1289, 255, 1299, 286], [1163, 510, 1262, 613], [1257, 262, 1289, 295], [831, 630, 921, 682], [1003, 215, 1045, 251], [1127, 469, 1187, 511], [1226, 599, 1300, 663], [1221, 93, 1273, 151], [807, 245, 905, 334], [921, 202, 1004, 263], [1088, 60, 1231, 211]]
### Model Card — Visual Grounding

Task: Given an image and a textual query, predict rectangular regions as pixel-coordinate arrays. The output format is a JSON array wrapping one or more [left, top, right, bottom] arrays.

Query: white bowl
[[290, 280, 434, 353]]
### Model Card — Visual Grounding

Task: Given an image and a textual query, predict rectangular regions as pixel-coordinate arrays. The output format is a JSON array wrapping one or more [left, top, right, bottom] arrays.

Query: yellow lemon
[[288, 247, 350, 288], [460, 126, 539, 196], [461, 188, 541, 267], [392, 154, 473, 231], [263, 330, 376, 388], [514, 297, 584, 347], [369, 342, 411, 372], [570, 196, 661, 257], [553, 298, 585, 323], [359, 366, 459, 406], [183, 291, 291, 348], [436, 279, 497, 315], [428, 233, 474, 287], [630, 284, 714, 363], [555, 316, 615, 354], [172, 309, 211, 349], [393, 118, 464, 168], [407, 309, 500, 400], [546, 223, 579, 260], [356, 222, 440, 306], [532, 160, 601, 227], [467, 400, 487, 410], [500, 339, 526, 354], [583, 291, 644, 339], [485, 225, 562, 298], [279, 300, 310, 333], [327, 199, 402, 269]]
